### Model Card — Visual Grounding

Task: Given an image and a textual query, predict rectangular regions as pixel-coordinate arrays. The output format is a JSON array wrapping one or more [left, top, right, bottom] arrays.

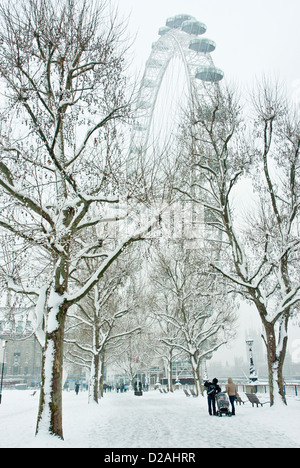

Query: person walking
[[225, 377, 237, 415], [204, 378, 221, 416]]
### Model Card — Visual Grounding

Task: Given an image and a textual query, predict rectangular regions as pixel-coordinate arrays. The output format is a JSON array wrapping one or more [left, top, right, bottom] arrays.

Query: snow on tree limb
[[66, 211, 161, 306]]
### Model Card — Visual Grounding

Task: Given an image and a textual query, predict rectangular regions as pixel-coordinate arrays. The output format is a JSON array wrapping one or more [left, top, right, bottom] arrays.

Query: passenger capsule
[[158, 26, 170, 36], [166, 14, 194, 29], [181, 20, 207, 35], [189, 38, 216, 53], [195, 66, 224, 82]]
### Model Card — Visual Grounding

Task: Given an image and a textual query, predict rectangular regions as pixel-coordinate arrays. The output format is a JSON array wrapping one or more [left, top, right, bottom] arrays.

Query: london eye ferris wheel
[[130, 13, 224, 156]]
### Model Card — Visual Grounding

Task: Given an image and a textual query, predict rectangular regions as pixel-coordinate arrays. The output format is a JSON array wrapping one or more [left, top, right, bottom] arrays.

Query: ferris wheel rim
[[130, 15, 224, 154]]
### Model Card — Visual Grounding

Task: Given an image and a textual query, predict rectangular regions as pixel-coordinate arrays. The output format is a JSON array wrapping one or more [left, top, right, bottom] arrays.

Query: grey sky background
[[116, 0, 300, 99], [114, 0, 300, 367]]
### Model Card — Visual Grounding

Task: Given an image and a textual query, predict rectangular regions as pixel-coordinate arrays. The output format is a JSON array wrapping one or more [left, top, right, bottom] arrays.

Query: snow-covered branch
[[66, 212, 161, 306]]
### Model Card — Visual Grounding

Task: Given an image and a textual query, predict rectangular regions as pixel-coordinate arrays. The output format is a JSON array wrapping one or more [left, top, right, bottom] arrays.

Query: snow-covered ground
[[0, 389, 299, 448]]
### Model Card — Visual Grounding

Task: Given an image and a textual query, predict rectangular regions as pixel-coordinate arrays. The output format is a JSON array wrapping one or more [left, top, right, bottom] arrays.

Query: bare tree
[[113, 330, 154, 388], [150, 243, 237, 396], [179, 80, 300, 405], [151, 317, 182, 393], [0, 0, 162, 439], [65, 269, 141, 404]]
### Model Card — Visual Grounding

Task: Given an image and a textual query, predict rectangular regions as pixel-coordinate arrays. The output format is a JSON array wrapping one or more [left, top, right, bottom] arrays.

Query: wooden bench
[[245, 393, 270, 407], [189, 389, 198, 398], [236, 393, 246, 405], [184, 389, 191, 397]]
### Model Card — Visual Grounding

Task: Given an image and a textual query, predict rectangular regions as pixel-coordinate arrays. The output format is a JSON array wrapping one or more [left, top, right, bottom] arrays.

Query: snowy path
[[0, 390, 299, 448], [85, 391, 300, 449]]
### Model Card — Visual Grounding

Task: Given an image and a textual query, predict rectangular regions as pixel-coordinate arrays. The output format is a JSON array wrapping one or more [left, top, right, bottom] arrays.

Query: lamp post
[[0, 340, 7, 404], [246, 338, 258, 382]]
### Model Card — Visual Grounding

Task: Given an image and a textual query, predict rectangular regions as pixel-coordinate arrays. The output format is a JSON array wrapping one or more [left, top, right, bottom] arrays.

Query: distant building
[[0, 308, 42, 388]]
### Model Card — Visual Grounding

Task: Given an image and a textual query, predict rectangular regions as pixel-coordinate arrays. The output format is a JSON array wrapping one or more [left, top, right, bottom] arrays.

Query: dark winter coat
[[204, 379, 221, 397]]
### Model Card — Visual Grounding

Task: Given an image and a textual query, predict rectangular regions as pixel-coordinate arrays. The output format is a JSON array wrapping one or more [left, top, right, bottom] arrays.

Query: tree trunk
[[263, 321, 287, 406], [89, 353, 100, 404], [99, 353, 105, 398], [36, 307, 66, 439], [248, 290, 288, 406], [191, 356, 203, 396], [169, 361, 174, 393], [164, 356, 173, 392]]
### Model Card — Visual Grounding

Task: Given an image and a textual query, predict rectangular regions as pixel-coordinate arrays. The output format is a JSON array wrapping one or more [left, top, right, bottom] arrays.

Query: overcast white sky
[[115, 0, 300, 100], [113, 0, 300, 368]]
